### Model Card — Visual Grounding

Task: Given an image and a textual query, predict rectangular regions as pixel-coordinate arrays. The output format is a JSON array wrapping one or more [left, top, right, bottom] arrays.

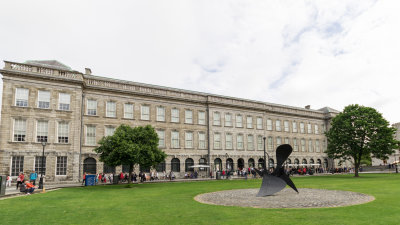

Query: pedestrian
[[29, 170, 38, 185], [82, 172, 87, 185], [6, 175, 12, 187], [16, 172, 24, 190]]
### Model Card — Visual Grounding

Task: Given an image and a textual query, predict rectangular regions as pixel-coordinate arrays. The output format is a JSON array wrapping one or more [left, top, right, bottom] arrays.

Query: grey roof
[[25, 60, 72, 71], [318, 107, 340, 113]]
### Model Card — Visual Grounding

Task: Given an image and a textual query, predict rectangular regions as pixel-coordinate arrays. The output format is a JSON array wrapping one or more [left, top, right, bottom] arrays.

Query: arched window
[[237, 158, 244, 170], [185, 158, 194, 172], [287, 158, 292, 167], [248, 158, 255, 168], [226, 158, 234, 171], [199, 158, 207, 171], [310, 159, 315, 164], [214, 158, 222, 171], [171, 158, 180, 172], [83, 157, 97, 174], [302, 159, 307, 165], [268, 158, 274, 168], [317, 159, 322, 167], [323, 158, 328, 168], [258, 158, 265, 169], [156, 161, 166, 172], [294, 158, 300, 165]]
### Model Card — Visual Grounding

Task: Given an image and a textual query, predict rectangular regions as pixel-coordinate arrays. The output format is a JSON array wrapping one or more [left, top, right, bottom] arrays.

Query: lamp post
[[39, 142, 46, 190], [263, 137, 270, 170]]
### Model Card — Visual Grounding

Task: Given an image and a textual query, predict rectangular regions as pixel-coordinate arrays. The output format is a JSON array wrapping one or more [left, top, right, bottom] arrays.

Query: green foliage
[[326, 104, 399, 176]]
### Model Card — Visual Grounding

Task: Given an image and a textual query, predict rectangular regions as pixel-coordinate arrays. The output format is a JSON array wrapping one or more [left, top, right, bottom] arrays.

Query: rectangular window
[[256, 117, 263, 129], [301, 139, 306, 152], [214, 133, 221, 149], [185, 132, 193, 148], [267, 119, 273, 131], [35, 156, 46, 175], [284, 137, 289, 144], [36, 121, 48, 143], [87, 99, 97, 115], [198, 132, 206, 149], [38, 90, 50, 109], [246, 116, 253, 128], [106, 101, 116, 117], [237, 134, 244, 149], [156, 130, 165, 148], [316, 140, 320, 152], [105, 126, 116, 136], [308, 140, 313, 152], [141, 105, 150, 120], [59, 93, 70, 110], [284, 121, 289, 132], [276, 120, 281, 131], [86, 125, 96, 145], [213, 112, 221, 126], [56, 156, 67, 175], [225, 114, 232, 127], [292, 121, 298, 132], [247, 135, 254, 150], [171, 108, 179, 123], [11, 156, 24, 176], [15, 88, 29, 107], [322, 124, 326, 133], [13, 119, 27, 142], [315, 125, 319, 134], [124, 103, 134, 119], [225, 133, 233, 149], [276, 137, 282, 146], [58, 122, 69, 143], [307, 123, 312, 134], [171, 131, 179, 148], [293, 138, 298, 151], [157, 107, 165, 122], [185, 110, 193, 124], [198, 111, 205, 125], [267, 136, 273, 151], [257, 136, 263, 150], [236, 115, 243, 127], [300, 122, 305, 133]]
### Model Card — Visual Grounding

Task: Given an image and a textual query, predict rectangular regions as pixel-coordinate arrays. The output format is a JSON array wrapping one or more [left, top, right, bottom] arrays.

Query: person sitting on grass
[[24, 180, 37, 195]]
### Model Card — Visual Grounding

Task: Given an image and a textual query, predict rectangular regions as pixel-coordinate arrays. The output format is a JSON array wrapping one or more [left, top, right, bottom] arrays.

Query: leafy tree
[[94, 124, 167, 183], [326, 104, 399, 177]]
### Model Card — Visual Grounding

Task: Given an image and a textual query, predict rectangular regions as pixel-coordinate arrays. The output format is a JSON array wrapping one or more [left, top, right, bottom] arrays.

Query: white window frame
[[257, 136, 263, 150], [171, 131, 180, 148], [307, 123, 312, 134], [15, 88, 29, 107], [105, 126, 116, 136], [276, 120, 281, 131], [171, 108, 180, 123], [156, 130, 165, 148], [225, 114, 232, 127], [185, 110, 193, 124], [37, 90, 50, 109], [284, 121, 289, 132], [256, 117, 263, 129], [198, 132, 206, 149], [198, 111, 205, 125], [156, 106, 165, 122], [308, 139, 313, 152], [246, 116, 253, 129], [214, 133, 221, 149], [36, 120, 49, 143], [58, 93, 70, 111], [292, 121, 297, 133], [185, 131, 193, 148], [140, 105, 150, 120], [87, 99, 97, 116], [106, 101, 116, 118], [315, 124, 319, 134], [236, 115, 243, 128], [57, 121, 69, 144], [267, 136, 273, 151], [213, 112, 221, 126], [247, 134, 254, 150], [237, 134, 244, 150], [225, 133, 233, 149], [13, 118, 27, 142], [300, 122, 305, 133], [124, 103, 134, 119], [267, 119, 273, 131], [85, 125, 96, 146]]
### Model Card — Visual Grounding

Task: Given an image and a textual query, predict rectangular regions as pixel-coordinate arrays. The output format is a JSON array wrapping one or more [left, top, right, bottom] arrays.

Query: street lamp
[[39, 142, 46, 190], [263, 137, 270, 170]]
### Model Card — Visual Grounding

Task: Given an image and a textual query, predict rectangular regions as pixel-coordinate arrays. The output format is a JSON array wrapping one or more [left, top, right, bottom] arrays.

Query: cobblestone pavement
[[195, 188, 375, 208]]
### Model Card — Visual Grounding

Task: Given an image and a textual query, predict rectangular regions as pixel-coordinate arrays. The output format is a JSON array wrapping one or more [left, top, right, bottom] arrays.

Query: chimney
[[305, 105, 310, 109], [85, 68, 92, 75]]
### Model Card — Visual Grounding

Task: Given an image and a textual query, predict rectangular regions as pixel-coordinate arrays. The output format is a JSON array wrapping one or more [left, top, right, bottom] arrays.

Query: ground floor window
[[11, 156, 24, 176], [185, 158, 194, 172], [171, 158, 180, 172], [56, 156, 67, 175], [35, 156, 46, 175]]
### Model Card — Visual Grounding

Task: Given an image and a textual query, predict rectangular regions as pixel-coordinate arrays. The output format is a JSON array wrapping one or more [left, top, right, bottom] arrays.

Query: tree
[[94, 124, 167, 184], [326, 104, 399, 177]]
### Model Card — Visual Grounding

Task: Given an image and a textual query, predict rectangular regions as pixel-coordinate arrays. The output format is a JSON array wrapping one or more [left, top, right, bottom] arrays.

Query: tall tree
[[326, 104, 399, 177], [94, 124, 167, 183]]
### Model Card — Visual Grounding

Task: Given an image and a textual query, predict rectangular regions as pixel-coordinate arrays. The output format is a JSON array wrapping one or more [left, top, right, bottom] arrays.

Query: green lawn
[[1, 174, 400, 225]]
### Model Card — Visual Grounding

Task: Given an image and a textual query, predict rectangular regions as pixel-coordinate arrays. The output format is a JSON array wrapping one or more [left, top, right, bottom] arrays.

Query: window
[[86, 125, 96, 145], [284, 121, 289, 132], [198, 132, 206, 149], [185, 110, 193, 124], [301, 139, 306, 152], [256, 117, 263, 129], [276, 137, 282, 146], [267, 136, 273, 151], [225, 114, 232, 127], [198, 111, 205, 125], [213, 112, 221, 126], [171, 158, 180, 172], [315, 125, 319, 134], [35, 156, 46, 175], [11, 156, 24, 176], [105, 126, 115, 136], [308, 139, 313, 152], [56, 156, 67, 175], [300, 122, 305, 133], [293, 138, 298, 151], [292, 121, 297, 133], [36, 121, 48, 143], [307, 123, 312, 134], [15, 88, 29, 107], [106, 101, 116, 117], [38, 90, 50, 109], [267, 119, 272, 131], [156, 130, 165, 148], [124, 103, 134, 119], [59, 93, 70, 110], [156, 106, 165, 122], [185, 132, 193, 148], [87, 99, 97, 115], [214, 133, 221, 149], [171, 108, 179, 123], [246, 116, 253, 128], [257, 136, 263, 150], [284, 137, 289, 144], [171, 131, 179, 148], [140, 105, 150, 120], [236, 115, 243, 127], [322, 124, 326, 133], [58, 122, 69, 143], [13, 119, 26, 142], [247, 135, 254, 150], [237, 134, 244, 149], [316, 140, 320, 152], [276, 120, 281, 131], [225, 133, 233, 149]]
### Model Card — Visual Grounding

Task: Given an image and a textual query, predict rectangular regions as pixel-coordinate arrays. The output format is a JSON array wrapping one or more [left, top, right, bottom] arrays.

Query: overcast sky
[[0, 0, 399, 123]]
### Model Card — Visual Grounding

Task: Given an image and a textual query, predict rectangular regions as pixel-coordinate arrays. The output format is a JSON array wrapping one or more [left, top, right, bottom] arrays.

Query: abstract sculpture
[[255, 144, 298, 197]]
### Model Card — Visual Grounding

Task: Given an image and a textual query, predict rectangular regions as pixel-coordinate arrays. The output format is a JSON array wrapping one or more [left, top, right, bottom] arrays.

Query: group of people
[[81, 170, 178, 185], [184, 171, 198, 179], [5, 171, 39, 195]]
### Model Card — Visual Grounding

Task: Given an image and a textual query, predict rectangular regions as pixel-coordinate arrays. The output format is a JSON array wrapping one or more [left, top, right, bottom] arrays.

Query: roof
[[318, 107, 340, 113], [24, 60, 72, 71]]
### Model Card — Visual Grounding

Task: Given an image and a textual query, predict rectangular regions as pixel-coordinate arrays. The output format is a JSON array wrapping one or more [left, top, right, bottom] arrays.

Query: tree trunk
[[128, 163, 133, 184], [354, 165, 359, 177]]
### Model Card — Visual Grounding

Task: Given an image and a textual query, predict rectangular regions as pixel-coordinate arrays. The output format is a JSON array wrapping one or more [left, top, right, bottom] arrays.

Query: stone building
[[0, 60, 339, 182], [372, 122, 400, 166]]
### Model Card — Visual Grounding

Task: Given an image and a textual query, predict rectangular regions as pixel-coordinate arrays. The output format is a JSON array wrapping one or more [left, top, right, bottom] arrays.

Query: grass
[[1, 174, 400, 225]]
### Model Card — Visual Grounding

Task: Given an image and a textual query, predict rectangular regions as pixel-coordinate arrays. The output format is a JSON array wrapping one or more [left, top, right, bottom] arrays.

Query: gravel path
[[195, 188, 374, 208]]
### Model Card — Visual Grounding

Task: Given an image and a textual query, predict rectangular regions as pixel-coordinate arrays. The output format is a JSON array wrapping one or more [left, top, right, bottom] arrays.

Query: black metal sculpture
[[255, 144, 298, 197]]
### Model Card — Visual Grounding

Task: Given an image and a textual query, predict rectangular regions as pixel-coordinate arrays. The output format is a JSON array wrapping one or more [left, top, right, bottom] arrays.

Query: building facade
[[372, 122, 400, 166], [0, 60, 339, 182]]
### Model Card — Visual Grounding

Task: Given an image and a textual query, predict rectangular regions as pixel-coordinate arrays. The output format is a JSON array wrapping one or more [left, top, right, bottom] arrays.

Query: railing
[[4, 61, 81, 80]]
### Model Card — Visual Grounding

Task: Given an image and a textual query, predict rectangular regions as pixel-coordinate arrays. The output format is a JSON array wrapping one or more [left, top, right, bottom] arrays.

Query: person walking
[[30, 170, 38, 185], [16, 172, 24, 190], [6, 175, 12, 187], [82, 172, 87, 185]]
